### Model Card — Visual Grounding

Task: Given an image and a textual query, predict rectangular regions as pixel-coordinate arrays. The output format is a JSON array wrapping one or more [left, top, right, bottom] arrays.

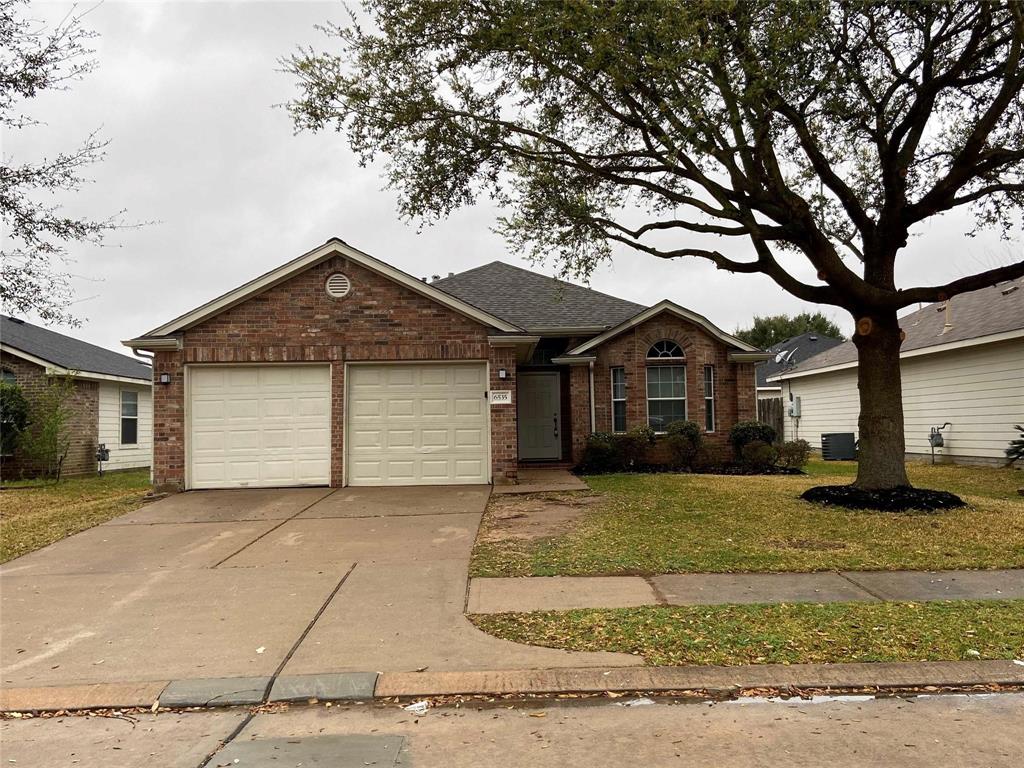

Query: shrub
[[694, 443, 731, 472], [577, 426, 656, 474], [740, 440, 778, 471], [665, 420, 703, 469], [0, 381, 30, 457], [729, 420, 777, 455], [777, 439, 812, 469], [617, 424, 656, 469], [578, 432, 619, 474], [1006, 425, 1024, 467], [17, 375, 75, 480]]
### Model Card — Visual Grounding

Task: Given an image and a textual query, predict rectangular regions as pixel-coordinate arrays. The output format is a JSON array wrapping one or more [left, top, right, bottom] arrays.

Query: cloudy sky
[[8, 0, 1019, 357]]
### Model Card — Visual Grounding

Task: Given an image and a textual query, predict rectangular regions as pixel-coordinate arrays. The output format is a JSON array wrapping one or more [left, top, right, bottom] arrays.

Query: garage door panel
[[347, 363, 488, 486], [189, 365, 331, 489]]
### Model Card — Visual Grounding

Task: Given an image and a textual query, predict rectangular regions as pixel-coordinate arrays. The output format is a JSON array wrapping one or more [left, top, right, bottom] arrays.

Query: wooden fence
[[757, 397, 784, 437]]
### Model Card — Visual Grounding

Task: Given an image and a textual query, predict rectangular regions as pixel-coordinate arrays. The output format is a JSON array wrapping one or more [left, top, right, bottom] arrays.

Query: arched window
[[646, 340, 684, 359]]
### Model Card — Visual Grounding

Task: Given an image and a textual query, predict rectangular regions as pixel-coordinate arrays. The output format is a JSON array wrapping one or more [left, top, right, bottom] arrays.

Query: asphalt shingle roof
[[1, 315, 152, 381], [432, 261, 645, 333], [756, 332, 844, 387], [779, 279, 1024, 377]]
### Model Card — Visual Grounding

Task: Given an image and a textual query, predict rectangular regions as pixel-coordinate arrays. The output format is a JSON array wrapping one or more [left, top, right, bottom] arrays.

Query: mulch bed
[[801, 484, 966, 513]]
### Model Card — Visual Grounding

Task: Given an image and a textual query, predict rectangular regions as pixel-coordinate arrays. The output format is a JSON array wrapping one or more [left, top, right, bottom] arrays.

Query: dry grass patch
[[1, 470, 151, 562], [469, 460, 1024, 577]]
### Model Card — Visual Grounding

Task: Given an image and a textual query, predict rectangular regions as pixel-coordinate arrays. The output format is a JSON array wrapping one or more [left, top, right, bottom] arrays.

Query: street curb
[[373, 660, 1024, 698], [0, 681, 168, 713], [3, 661, 1022, 712]]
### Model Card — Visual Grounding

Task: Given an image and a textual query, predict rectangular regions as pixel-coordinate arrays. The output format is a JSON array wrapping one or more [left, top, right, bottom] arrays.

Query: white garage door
[[189, 365, 331, 489], [346, 363, 489, 486]]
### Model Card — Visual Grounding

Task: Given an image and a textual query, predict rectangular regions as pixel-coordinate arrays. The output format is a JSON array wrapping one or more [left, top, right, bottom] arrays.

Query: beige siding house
[[97, 381, 154, 471], [772, 281, 1024, 466]]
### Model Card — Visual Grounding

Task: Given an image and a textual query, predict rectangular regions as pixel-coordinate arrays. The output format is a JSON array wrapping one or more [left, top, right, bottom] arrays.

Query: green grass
[[0, 470, 151, 562], [470, 460, 1024, 577], [470, 600, 1024, 666]]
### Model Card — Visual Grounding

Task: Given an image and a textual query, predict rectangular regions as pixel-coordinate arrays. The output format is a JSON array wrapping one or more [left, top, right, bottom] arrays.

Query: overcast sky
[[8, 0, 1019, 357]]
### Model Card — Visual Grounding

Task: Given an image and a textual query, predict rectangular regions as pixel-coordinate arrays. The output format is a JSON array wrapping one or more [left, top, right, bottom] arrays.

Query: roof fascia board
[[770, 327, 1024, 382], [550, 355, 597, 365], [143, 240, 522, 337], [0, 344, 151, 384], [566, 300, 761, 356], [122, 336, 183, 352], [526, 325, 610, 336], [728, 351, 774, 362]]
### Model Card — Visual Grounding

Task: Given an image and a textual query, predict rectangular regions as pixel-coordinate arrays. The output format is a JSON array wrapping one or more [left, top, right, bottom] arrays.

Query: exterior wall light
[[158, 372, 171, 385]]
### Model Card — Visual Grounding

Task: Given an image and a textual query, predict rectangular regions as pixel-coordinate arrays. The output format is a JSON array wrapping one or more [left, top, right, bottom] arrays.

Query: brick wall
[[585, 313, 758, 454], [0, 352, 99, 478], [151, 255, 517, 490]]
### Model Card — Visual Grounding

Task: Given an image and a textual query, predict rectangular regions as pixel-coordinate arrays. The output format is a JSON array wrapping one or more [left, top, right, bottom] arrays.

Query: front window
[[120, 389, 138, 445], [703, 365, 715, 432], [646, 365, 685, 431], [610, 367, 626, 432], [1, 368, 15, 384]]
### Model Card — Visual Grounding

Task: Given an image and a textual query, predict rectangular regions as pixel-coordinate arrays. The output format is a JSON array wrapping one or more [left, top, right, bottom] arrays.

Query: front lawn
[[0, 470, 151, 562], [470, 460, 1024, 576], [470, 600, 1024, 666]]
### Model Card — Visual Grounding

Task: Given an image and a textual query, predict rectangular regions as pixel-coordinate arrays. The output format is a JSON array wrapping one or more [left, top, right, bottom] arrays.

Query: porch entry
[[517, 371, 562, 460]]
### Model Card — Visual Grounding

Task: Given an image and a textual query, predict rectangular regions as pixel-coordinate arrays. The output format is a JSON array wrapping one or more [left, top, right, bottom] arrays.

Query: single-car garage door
[[189, 365, 331, 489], [346, 363, 488, 486]]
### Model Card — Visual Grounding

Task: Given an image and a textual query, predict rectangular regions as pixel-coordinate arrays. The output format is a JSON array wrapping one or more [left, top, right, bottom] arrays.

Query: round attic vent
[[325, 272, 351, 299]]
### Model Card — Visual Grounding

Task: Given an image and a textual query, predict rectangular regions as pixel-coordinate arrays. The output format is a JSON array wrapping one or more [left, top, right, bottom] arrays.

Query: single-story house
[[1, 315, 153, 477], [125, 238, 770, 491], [770, 280, 1024, 465], [755, 331, 844, 400]]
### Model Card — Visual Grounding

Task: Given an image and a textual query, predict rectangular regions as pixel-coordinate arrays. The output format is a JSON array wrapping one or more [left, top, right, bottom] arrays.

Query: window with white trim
[[703, 365, 715, 432], [646, 365, 686, 431], [120, 390, 138, 445], [610, 367, 626, 432]]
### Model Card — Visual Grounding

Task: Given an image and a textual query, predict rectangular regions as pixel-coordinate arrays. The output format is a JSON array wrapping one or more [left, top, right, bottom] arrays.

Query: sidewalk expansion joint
[[836, 570, 890, 601]]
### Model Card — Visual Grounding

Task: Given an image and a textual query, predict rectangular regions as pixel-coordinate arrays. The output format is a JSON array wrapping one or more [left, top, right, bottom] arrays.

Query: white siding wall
[[782, 339, 1024, 463], [98, 381, 153, 471]]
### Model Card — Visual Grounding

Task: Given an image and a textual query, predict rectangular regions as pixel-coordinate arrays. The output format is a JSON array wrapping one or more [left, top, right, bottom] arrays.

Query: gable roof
[[2, 315, 152, 382], [126, 239, 522, 346], [755, 332, 844, 388], [432, 261, 645, 333], [774, 279, 1024, 380], [565, 300, 768, 358]]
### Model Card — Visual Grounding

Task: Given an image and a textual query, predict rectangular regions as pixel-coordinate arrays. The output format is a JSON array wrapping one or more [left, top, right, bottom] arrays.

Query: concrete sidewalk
[[467, 568, 1024, 613]]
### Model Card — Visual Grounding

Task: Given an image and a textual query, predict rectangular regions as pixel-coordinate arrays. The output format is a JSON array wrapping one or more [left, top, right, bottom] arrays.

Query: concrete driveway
[[1, 486, 637, 690]]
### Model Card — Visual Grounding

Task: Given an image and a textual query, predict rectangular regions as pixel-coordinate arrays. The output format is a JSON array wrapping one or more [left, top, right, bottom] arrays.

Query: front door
[[517, 371, 561, 460]]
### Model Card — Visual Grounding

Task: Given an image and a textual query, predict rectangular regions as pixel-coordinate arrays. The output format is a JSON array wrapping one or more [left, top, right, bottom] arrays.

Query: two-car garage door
[[187, 363, 488, 489]]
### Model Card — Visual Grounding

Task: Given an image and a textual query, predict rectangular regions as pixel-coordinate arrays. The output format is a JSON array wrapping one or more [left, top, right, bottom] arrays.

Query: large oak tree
[[285, 0, 1024, 490]]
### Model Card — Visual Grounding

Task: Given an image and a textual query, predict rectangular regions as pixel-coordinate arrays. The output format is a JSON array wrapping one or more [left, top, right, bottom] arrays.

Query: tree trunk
[[852, 309, 910, 490]]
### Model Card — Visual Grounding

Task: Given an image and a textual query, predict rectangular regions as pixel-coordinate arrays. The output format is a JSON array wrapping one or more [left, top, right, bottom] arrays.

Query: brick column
[[488, 347, 517, 482], [152, 350, 185, 492]]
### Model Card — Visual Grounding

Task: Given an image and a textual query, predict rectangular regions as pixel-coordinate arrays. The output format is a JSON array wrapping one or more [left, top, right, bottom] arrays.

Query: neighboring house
[[125, 238, 770, 491], [771, 280, 1024, 466], [1, 315, 153, 477], [755, 332, 844, 400]]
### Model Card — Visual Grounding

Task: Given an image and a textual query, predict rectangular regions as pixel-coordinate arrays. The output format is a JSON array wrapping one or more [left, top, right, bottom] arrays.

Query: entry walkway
[[466, 568, 1024, 613]]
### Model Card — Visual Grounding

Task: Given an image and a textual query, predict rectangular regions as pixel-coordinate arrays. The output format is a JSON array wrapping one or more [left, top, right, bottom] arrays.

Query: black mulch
[[801, 484, 966, 513]]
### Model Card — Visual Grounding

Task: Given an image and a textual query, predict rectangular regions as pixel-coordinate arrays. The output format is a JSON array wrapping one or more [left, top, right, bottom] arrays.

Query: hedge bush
[[777, 439, 812, 469], [665, 420, 703, 470], [729, 420, 777, 455], [577, 425, 656, 473]]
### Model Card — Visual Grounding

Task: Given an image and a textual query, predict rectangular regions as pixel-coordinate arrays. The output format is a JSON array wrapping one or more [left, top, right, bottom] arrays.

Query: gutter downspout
[[588, 361, 596, 433]]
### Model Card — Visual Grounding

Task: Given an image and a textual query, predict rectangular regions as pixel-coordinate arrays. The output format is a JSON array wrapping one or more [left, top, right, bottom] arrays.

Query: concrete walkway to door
[[0, 485, 638, 691]]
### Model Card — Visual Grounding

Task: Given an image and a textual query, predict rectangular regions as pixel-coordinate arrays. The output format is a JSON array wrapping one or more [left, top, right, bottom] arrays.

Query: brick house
[[125, 239, 769, 492], [1, 316, 153, 478]]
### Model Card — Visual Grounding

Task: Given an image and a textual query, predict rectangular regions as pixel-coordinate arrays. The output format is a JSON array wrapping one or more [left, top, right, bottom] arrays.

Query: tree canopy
[[0, 0, 122, 325], [735, 312, 845, 350]]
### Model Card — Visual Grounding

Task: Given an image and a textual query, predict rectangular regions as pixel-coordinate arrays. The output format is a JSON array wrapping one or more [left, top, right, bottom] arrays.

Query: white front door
[[346, 363, 489, 486], [188, 365, 332, 489], [517, 371, 561, 460]]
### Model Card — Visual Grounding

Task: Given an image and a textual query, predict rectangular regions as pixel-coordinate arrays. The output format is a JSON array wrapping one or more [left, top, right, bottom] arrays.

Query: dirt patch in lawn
[[479, 493, 603, 543]]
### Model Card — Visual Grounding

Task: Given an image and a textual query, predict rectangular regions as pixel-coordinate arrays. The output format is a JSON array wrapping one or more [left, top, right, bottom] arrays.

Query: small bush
[[1006, 425, 1024, 467], [0, 381, 30, 456], [577, 426, 656, 474], [777, 439, 812, 469], [729, 420, 777, 455], [694, 443, 731, 472], [740, 440, 778, 470], [665, 420, 703, 470], [617, 425, 656, 469]]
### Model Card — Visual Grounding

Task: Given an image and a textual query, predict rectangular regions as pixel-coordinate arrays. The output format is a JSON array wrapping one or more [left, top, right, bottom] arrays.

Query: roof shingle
[[432, 261, 645, 333], [1, 315, 152, 381], [779, 279, 1024, 377]]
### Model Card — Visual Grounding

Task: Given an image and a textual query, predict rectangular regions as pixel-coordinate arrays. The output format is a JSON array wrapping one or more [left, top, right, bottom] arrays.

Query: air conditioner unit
[[788, 396, 801, 417]]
